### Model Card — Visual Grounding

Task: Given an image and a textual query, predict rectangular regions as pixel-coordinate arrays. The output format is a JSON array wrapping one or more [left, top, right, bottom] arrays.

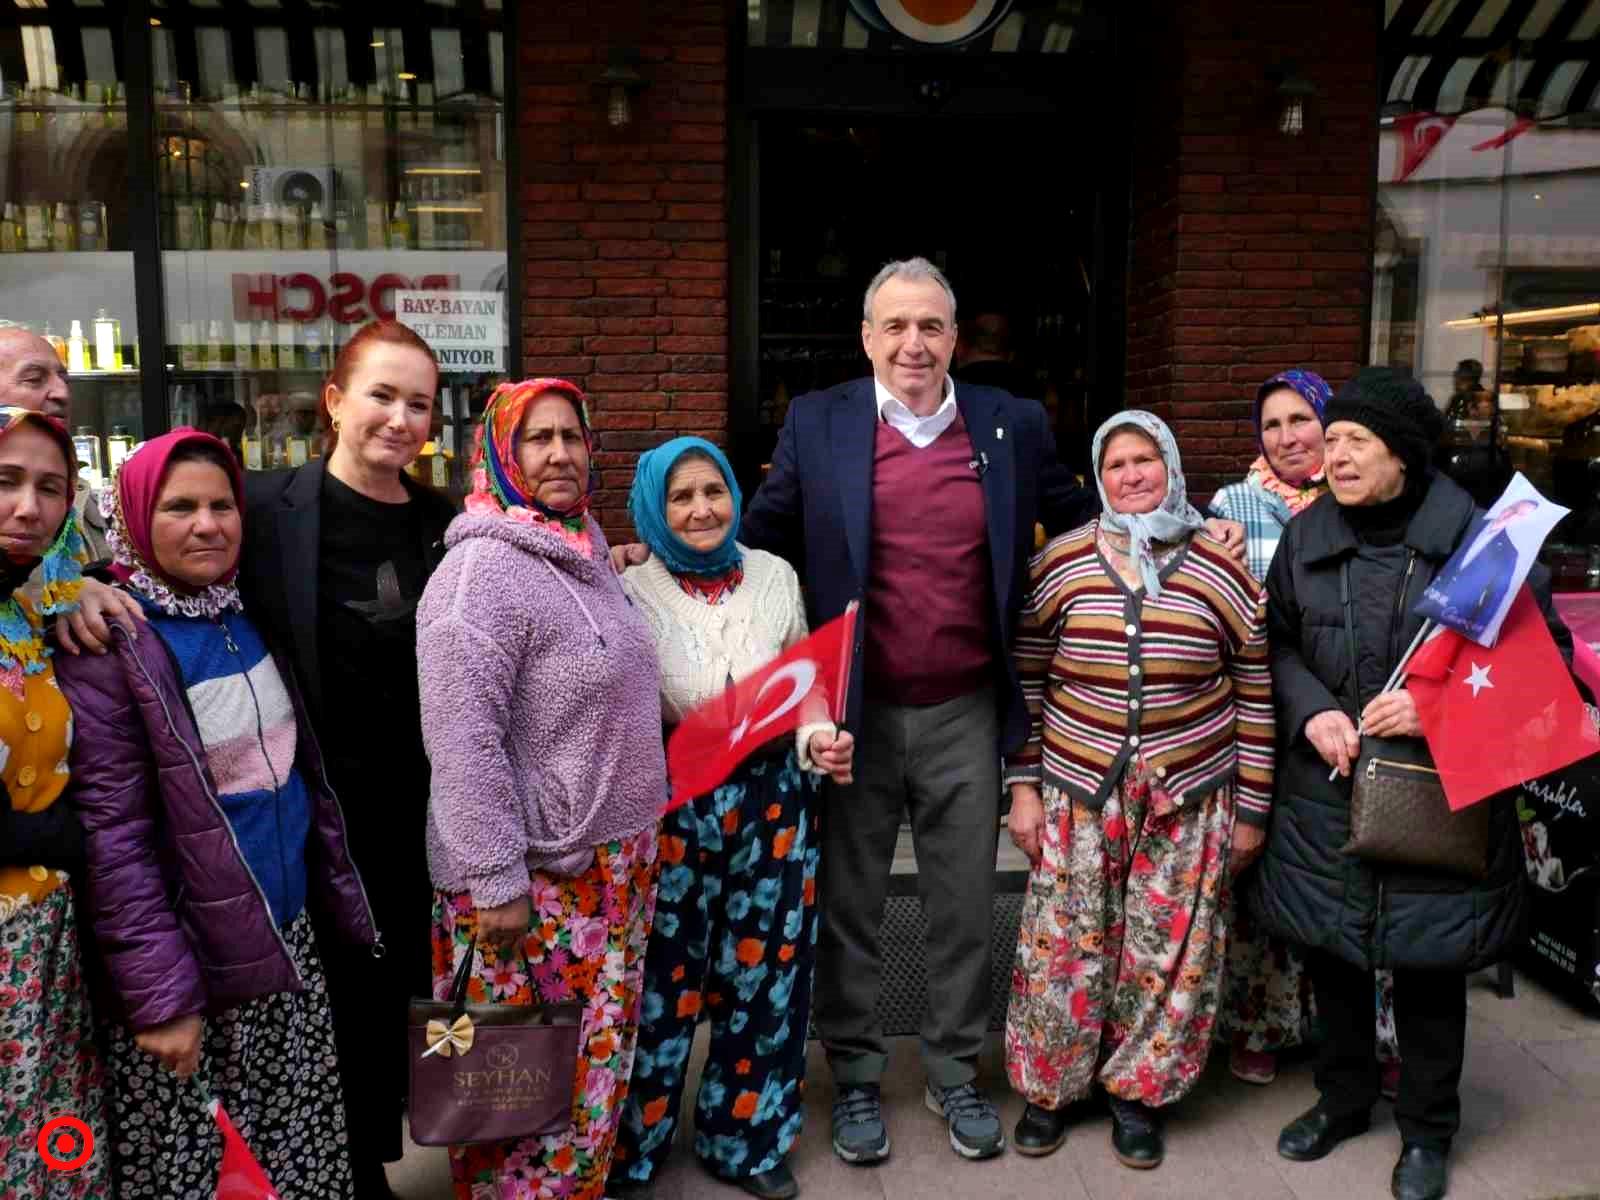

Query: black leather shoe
[[1277, 1103, 1371, 1162], [1107, 1097, 1163, 1170], [1014, 1102, 1071, 1157], [730, 1161, 800, 1200], [1391, 1144, 1448, 1200]]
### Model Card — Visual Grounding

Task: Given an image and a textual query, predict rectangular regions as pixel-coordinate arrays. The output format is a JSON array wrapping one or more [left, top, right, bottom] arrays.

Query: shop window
[[1375, 2, 1600, 584], [1, 1, 509, 495], [0, 5, 142, 473], [150, 0, 508, 488]]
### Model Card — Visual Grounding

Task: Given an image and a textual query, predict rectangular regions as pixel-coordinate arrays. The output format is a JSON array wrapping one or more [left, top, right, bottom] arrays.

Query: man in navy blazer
[[738, 258, 1099, 1168]]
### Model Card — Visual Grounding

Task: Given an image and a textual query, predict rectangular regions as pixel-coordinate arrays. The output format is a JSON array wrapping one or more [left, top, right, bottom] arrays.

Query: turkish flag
[[1405, 588, 1599, 811], [665, 604, 858, 810], [211, 1101, 280, 1200], [1392, 112, 1458, 182]]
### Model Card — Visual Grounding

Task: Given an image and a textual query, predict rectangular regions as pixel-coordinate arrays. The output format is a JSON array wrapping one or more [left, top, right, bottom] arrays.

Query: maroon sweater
[[864, 411, 994, 705]]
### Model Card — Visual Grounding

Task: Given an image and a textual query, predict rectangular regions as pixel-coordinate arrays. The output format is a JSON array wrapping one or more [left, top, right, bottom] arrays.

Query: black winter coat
[[1252, 472, 1570, 973]]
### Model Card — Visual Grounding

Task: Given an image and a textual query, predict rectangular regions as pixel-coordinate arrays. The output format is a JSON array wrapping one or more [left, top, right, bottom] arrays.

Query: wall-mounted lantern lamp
[[599, 48, 647, 129]]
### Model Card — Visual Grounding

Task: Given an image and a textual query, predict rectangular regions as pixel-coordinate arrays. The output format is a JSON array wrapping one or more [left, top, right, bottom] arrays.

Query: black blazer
[[741, 377, 1097, 754], [238, 458, 457, 726]]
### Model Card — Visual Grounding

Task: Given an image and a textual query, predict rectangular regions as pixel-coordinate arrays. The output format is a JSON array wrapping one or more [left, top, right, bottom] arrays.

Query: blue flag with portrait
[[1415, 473, 1569, 648]]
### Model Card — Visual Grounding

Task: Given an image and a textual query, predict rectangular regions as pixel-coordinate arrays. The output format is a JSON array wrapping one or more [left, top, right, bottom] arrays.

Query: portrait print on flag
[[1415, 472, 1569, 647]]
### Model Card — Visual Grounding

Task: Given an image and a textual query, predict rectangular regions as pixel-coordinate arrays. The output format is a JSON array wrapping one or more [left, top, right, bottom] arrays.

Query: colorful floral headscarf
[[466, 378, 596, 555], [0, 407, 83, 679], [1092, 410, 1205, 599], [101, 428, 245, 619]]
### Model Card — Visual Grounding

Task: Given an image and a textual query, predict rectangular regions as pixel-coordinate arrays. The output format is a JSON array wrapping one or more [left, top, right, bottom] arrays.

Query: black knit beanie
[[1322, 367, 1445, 478]]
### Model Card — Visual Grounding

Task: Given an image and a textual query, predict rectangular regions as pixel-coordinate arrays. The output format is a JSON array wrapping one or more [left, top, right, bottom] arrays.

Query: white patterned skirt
[[101, 910, 353, 1200]]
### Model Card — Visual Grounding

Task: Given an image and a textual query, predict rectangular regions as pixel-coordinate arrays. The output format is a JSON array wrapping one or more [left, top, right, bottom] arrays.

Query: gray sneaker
[[924, 1081, 1006, 1160], [831, 1083, 890, 1164]]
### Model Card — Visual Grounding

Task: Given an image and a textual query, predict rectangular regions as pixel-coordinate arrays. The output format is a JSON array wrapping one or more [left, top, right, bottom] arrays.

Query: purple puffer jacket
[[56, 622, 378, 1031]]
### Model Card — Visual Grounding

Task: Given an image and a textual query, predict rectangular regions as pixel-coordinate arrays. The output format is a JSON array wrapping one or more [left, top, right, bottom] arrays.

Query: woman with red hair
[[236, 319, 457, 1200]]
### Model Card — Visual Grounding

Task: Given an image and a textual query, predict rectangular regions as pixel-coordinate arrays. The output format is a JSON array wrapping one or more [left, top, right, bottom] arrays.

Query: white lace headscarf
[[1092, 410, 1204, 598]]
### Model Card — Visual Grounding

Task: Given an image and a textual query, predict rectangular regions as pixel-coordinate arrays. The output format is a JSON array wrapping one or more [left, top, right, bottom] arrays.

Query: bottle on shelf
[[241, 428, 264, 471], [304, 319, 326, 371], [106, 425, 134, 475], [205, 320, 226, 370], [389, 201, 411, 249], [92, 308, 118, 371], [77, 201, 104, 252], [254, 319, 275, 371], [234, 319, 253, 371], [241, 203, 263, 250], [72, 426, 104, 488], [22, 204, 48, 252], [41, 322, 66, 365], [334, 206, 351, 249], [178, 321, 199, 370], [365, 198, 386, 250], [279, 205, 303, 251], [66, 321, 89, 373], [174, 198, 199, 250], [286, 430, 310, 467], [276, 321, 297, 370], [306, 203, 327, 250], [416, 179, 436, 251], [0, 204, 18, 253], [210, 202, 230, 252], [259, 202, 281, 251], [50, 203, 76, 252]]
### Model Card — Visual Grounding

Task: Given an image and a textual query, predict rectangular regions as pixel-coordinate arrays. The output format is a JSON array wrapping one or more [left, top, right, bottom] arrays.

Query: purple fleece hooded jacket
[[418, 512, 666, 907]]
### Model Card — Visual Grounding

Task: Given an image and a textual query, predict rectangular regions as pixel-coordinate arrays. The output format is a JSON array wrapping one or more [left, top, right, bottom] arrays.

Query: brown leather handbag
[[1337, 562, 1491, 881], [407, 934, 582, 1147], [1345, 735, 1491, 880]]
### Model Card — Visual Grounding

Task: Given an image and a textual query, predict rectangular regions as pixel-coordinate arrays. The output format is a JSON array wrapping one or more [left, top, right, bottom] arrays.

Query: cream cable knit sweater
[[621, 546, 834, 771]]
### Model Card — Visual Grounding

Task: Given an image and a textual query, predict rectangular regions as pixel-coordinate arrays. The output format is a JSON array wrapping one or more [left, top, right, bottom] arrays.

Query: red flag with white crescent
[[1392, 112, 1458, 182], [664, 604, 858, 810]]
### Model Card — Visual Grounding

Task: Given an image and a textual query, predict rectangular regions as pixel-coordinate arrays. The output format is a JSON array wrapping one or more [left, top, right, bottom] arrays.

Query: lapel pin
[[996, 427, 1005, 440]]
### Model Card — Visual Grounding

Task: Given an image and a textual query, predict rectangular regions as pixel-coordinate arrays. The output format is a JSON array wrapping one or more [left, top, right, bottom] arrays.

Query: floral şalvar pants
[[0, 882, 111, 1200], [431, 826, 658, 1200], [1220, 897, 1401, 1063], [613, 752, 820, 1186], [1005, 769, 1232, 1109]]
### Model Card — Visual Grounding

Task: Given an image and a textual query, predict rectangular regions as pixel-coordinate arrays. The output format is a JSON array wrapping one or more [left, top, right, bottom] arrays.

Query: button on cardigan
[[1002, 520, 1276, 826]]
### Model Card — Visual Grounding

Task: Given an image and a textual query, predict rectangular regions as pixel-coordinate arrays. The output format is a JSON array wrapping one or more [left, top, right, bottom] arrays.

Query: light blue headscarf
[[1092, 410, 1205, 598], [628, 436, 744, 578]]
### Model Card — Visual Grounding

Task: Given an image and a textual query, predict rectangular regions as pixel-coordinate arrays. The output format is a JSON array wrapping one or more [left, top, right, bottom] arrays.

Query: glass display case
[[0, 1, 512, 496], [151, 0, 509, 492], [0, 9, 144, 489]]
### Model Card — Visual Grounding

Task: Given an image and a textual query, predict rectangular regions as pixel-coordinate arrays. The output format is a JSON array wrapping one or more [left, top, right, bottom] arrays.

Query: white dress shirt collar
[[873, 375, 959, 449]]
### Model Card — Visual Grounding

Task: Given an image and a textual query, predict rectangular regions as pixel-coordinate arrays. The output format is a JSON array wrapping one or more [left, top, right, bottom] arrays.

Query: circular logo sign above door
[[846, 0, 1016, 46]]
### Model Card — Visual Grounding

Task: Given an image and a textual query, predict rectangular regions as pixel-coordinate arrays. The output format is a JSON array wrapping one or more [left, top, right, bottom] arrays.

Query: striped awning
[[1385, 0, 1600, 117], [747, 0, 1083, 53]]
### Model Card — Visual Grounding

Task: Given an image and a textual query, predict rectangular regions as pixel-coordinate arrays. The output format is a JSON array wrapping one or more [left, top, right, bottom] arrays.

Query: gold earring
[[331, 413, 341, 432]]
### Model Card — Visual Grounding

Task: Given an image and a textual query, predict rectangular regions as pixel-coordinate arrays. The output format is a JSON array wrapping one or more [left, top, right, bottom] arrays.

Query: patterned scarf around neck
[[103, 428, 245, 619], [1091, 410, 1205, 598], [0, 407, 84, 680], [466, 377, 596, 557], [1247, 455, 1327, 516]]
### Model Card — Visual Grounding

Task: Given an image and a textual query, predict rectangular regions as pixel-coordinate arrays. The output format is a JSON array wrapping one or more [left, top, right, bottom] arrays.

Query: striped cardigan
[[1002, 520, 1276, 826]]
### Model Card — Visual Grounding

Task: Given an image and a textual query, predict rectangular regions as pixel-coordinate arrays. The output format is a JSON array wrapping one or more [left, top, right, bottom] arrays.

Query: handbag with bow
[[406, 932, 582, 1146]]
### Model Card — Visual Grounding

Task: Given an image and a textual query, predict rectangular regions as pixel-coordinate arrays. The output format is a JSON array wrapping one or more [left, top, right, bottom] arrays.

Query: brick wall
[[1126, 0, 1379, 501], [518, 3, 732, 539]]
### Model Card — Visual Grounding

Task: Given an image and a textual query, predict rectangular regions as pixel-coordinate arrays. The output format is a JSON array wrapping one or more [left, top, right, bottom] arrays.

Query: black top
[[316, 471, 432, 790]]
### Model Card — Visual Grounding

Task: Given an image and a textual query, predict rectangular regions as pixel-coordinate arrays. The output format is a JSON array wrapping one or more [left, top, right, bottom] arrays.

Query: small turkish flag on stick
[[210, 1099, 281, 1200], [1406, 588, 1599, 810], [665, 602, 859, 810]]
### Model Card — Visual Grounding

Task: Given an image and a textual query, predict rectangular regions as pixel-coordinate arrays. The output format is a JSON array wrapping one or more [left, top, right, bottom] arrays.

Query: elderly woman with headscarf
[[1253, 368, 1566, 1200], [417, 378, 666, 1200], [58, 429, 378, 1199], [608, 437, 853, 1200], [0, 407, 112, 1200], [1209, 371, 1402, 1093], [1001, 411, 1274, 1172]]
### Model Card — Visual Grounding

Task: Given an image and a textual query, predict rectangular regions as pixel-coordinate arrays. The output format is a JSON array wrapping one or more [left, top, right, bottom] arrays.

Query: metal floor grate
[[808, 883, 1027, 1038]]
